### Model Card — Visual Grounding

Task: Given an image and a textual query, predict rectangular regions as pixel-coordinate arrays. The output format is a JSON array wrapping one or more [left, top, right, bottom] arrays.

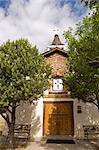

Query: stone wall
[[46, 53, 68, 76]]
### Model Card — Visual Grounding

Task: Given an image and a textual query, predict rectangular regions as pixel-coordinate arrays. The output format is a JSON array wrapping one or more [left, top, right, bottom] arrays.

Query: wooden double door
[[43, 101, 74, 136]]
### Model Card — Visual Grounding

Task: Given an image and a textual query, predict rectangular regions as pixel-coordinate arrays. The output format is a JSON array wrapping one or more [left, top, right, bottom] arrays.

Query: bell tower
[[48, 34, 65, 50]]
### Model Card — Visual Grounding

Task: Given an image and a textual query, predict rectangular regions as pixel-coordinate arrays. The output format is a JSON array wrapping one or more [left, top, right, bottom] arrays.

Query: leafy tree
[[64, 4, 99, 109], [81, 0, 98, 8], [0, 39, 52, 148]]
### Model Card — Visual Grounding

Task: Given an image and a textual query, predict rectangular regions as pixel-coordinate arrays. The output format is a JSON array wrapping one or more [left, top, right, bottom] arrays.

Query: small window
[[77, 105, 82, 113], [53, 78, 63, 91]]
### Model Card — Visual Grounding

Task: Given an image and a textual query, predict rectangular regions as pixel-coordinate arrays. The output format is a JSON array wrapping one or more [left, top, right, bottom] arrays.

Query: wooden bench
[[14, 124, 31, 139], [83, 125, 99, 140]]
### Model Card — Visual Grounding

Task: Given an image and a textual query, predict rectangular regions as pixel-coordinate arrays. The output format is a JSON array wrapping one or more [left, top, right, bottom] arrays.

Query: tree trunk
[[0, 102, 17, 149], [8, 103, 16, 150], [96, 92, 99, 110], [8, 124, 14, 150]]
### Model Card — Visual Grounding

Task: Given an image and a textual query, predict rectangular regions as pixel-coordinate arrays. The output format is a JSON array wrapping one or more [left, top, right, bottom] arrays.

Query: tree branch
[[0, 112, 11, 126], [9, 102, 19, 108], [92, 101, 98, 107], [7, 108, 12, 114], [15, 104, 20, 108], [1, 113, 8, 122]]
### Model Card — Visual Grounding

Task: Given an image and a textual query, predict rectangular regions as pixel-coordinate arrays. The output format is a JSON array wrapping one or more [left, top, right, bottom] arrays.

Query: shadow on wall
[[16, 101, 33, 124], [16, 101, 41, 139], [75, 102, 99, 139]]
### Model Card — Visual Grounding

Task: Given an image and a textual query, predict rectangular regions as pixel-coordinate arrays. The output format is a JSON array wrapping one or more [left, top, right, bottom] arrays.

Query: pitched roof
[[42, 47, 68, 57], [42, 34, 67, 57], [51, 34, 64, 45]]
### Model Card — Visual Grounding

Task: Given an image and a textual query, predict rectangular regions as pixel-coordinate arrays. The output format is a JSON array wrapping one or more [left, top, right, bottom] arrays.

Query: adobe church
[[28, 34, 99, 140], [1, 34, 99, 140]]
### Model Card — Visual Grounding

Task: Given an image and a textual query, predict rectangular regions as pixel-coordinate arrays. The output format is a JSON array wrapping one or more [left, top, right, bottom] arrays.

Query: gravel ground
[[0, 136, 99, 150], [15, 139, 99, 150]]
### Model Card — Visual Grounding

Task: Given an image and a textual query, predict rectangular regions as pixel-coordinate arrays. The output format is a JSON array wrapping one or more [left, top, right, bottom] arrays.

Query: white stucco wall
[[14, 95, 99, 140], [30, 97, 44, 140], [74, 100, 99, 139], [32, 97, 99, 140]]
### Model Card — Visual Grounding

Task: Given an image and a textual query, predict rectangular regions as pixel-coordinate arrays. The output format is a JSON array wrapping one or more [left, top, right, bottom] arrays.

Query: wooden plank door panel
[[43, 101, 74, 136]]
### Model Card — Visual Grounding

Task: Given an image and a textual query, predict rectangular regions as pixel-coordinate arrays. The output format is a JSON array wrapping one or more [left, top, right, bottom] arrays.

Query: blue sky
[[59, 0, 87, 16], [0, 0, 10, 10], [0, 0, 88, 52], [0, 0, 86, 16]]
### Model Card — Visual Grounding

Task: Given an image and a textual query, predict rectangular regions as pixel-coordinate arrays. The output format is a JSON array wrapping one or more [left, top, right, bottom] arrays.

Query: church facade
[[28, 34, 99, 140], [1, 34, 99, 140]]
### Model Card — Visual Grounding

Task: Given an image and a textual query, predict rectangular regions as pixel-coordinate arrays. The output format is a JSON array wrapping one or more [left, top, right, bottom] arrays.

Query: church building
[[1, 34, 99, 140], [29, 34, 99, 140]]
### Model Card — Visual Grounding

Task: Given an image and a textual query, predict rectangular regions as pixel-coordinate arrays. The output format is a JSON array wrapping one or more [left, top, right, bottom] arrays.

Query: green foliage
[[81, 0, 98, 8], [64, 5, 99, 108], [0, 39, 52, 108]]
